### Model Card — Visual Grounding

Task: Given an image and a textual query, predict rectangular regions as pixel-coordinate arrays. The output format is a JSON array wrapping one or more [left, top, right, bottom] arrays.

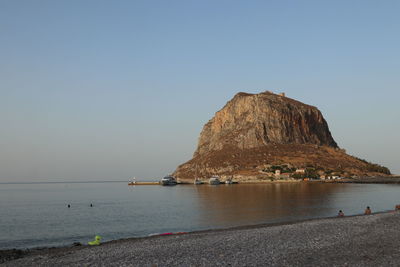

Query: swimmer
[[364, 206, 372, 215]]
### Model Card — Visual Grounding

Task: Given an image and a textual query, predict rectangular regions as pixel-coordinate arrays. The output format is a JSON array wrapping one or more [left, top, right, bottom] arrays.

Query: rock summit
[[174, 91, 390, 181]]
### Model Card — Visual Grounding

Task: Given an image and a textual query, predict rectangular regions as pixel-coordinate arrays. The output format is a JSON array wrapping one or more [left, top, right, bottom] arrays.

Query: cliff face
[[194, 91, 337, 157], [174, 91, 390, 181]]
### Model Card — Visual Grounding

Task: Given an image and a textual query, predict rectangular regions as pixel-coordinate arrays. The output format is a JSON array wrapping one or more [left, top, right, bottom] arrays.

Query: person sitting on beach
[[364, 206, 372, 215], [88, 235, 102, 246], [338, 210, 344, 217]]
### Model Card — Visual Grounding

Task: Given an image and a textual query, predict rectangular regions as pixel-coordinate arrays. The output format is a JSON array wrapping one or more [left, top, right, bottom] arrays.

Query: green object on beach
[[88, 235, 102, 246]]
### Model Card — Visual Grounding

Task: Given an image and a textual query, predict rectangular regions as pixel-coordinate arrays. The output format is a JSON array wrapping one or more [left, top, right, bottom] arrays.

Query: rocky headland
[[174, 91, 390, 182]]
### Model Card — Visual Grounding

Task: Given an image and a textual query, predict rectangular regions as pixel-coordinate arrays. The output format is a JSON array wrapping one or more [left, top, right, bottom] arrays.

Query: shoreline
[[178, 176, 400, 184], [3, 210, 400, 266], [235, 176, 400, 184]]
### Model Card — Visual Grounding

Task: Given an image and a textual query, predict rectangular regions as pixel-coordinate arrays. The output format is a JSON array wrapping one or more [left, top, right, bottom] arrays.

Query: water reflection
[[193, 183, 357, 227], [1, 182, 399, 249]]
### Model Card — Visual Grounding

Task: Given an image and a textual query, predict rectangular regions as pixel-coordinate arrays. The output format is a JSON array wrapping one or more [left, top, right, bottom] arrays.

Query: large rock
[[174, 91, 390, 181], [195, 91, 337, 157]]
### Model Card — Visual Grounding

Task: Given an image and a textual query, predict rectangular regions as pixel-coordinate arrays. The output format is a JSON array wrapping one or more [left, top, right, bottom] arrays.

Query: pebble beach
[[2, 211, 400, 266]]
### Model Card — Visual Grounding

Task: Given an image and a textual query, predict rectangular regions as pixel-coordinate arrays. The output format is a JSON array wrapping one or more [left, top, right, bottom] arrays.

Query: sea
[[0, 182, 399, 250]]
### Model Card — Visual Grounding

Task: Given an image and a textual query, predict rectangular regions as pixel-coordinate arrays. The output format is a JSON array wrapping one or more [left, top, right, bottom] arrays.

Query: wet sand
[[2, 211, 400, 266]]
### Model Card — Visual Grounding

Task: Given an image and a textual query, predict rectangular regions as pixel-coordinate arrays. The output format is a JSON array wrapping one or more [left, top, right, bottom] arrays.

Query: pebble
[[3, 212, 400, 266]]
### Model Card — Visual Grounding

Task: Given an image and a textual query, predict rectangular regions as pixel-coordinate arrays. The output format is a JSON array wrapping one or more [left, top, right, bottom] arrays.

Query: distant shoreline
[[1, 176, 399, 185], [229, 176, 400, 184], [0, 181, 128, 185], [3, 210, 400, 266], [320, 176, 400, 184], [180, 176, 400, 185]]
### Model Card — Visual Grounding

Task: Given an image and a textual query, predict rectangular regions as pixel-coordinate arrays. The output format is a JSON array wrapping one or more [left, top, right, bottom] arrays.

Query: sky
[[0, 0, 399, 182]]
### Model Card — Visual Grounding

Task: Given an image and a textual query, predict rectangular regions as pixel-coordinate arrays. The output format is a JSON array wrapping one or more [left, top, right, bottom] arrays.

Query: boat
[[209, 176, 220, 185], [128, 177, 136, 185], [160, 175, 177, 186], [194, 178, 203, 185], [225, 177, 233, 184]]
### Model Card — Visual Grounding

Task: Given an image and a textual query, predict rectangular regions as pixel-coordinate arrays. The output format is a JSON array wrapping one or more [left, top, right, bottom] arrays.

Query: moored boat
[[225, 178, 233, 184], [128, 177, 137, 185], [209, 176, 220, 185], [194, 178, 203, 185], [160, 175, 177, 186]]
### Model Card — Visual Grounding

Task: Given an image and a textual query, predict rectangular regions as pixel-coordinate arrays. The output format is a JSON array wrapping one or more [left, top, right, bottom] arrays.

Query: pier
[[128, 182, 160, 185]]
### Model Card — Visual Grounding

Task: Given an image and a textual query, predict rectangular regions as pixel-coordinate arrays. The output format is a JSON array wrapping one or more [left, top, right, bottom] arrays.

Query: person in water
[[364, 206, 372, 215], [90, 203, 93, 207], [68, 204, 70, 208], [338, 210, 344, 217]]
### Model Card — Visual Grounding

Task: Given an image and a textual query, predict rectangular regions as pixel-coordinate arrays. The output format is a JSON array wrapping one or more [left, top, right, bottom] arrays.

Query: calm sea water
[[0, 182, 399, 249]]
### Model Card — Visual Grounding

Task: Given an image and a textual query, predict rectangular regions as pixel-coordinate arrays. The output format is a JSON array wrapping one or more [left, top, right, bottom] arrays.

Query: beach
[[2, 211, 400, 266]]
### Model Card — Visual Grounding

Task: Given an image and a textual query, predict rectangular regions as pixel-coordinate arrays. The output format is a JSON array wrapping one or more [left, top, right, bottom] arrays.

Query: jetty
[[128, 181, 159, 185]]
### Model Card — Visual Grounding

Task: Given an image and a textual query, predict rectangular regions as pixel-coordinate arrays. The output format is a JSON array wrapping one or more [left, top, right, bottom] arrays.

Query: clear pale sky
[[1, 0, 399, 182]]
